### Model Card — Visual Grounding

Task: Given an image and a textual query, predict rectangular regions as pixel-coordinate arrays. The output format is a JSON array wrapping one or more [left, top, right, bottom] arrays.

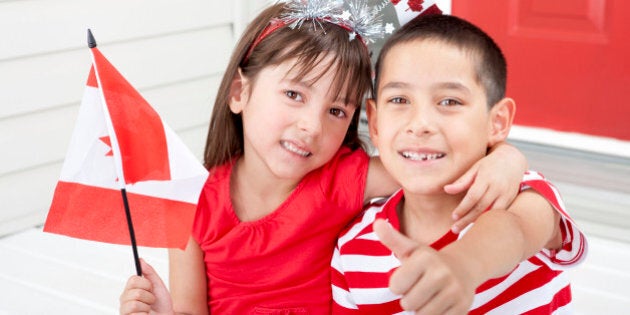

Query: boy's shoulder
[[337, 194, 397, 249]]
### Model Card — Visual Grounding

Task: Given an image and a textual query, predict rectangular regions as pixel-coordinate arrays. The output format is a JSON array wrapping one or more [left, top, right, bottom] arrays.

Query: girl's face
[[230, 55, 356, 183]]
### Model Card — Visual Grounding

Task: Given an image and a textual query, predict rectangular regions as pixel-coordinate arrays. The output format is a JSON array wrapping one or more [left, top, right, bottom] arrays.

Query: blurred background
[[0, 0, 628, 313]]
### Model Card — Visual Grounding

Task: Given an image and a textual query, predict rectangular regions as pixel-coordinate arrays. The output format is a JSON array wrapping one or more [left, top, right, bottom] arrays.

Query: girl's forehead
[[280, 54, 339, 82]]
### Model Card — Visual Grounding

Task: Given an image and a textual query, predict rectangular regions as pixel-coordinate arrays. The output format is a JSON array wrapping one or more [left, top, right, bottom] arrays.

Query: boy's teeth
[[282, 141, 311, 157], [401, 151, 445, 161]]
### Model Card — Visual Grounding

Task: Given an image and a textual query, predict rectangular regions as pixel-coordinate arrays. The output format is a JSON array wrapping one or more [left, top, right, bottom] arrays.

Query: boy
[[331, 14, 587, 314]]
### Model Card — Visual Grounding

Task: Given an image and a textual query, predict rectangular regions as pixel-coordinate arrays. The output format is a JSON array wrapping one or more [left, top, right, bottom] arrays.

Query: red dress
[[193, 147, 369, 314]]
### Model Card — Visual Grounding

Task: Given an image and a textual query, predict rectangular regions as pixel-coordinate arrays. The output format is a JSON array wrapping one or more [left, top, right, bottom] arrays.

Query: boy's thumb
[[373, 219, 418, 259]]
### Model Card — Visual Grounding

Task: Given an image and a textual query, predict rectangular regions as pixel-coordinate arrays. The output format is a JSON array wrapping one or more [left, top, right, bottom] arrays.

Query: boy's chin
[[400, 182, 448, 196]]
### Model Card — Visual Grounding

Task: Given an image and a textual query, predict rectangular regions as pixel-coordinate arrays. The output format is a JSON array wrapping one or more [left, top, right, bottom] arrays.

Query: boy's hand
[[119, 259, 174, 315], [373, 220, 474, 315], [445, 142, 526, 233]]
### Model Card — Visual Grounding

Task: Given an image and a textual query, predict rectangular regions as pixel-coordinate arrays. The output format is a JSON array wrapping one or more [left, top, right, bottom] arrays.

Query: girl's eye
[[389, 97, 409, 104], [438, 98, 462, 106], [285, 90, 303, 102], [329, 107, 347, 119]]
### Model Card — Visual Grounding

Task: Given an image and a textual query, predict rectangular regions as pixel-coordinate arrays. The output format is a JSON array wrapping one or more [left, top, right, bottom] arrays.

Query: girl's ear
[[228, 68, 249, 114], [366, 99, 379, 145], [488, 97, 516, 147]]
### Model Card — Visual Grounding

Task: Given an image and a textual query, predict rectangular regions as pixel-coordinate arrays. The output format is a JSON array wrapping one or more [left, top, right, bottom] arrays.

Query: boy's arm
[[374, 189, 563, 313], [168, 236, 209, 315], [443, 189, 561, 282]]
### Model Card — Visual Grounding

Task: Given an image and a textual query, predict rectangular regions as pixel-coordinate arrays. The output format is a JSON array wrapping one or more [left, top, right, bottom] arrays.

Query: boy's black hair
[[373, 14, 507, 108]]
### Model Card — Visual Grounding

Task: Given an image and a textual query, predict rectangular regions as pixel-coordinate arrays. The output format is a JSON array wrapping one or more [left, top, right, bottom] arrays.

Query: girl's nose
[[297, 109, 323, 136]]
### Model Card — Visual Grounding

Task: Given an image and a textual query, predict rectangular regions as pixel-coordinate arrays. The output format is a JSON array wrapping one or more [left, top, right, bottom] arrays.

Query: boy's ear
[[488, 97, 516, 146], [366, 99, 379, 145], [228, 68, 249, 114]]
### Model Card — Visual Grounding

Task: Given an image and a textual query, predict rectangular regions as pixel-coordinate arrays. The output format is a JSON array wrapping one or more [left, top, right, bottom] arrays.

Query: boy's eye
[[285, 90, 303, 102], [329, 107, 347, 118], [438, 98, 462, 106], [388, 97, 409, 104]]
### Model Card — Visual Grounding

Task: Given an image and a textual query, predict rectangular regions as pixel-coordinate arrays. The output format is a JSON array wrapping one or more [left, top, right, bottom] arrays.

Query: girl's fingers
[[444, 163, 478, 195]]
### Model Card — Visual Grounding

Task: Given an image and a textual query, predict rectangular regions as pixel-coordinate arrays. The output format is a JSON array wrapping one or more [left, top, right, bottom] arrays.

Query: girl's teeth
[[401, 151, 445, 161], [282, 141, 311, 157]]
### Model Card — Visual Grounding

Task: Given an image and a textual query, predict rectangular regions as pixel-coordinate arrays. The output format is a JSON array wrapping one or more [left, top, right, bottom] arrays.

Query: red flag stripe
[[87, 66, 98, 87], [44, 181, 195, 249], [91, 48, 171, 184]]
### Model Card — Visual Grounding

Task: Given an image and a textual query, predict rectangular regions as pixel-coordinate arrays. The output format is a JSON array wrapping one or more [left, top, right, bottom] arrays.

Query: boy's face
[[369, 39, 502, 195]]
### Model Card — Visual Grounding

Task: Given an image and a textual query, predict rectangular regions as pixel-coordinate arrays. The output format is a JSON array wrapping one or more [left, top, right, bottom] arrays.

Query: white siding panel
[[0, 106, 77, 176], [0, 27, 232, 119], [0, 163, 59, 236], [0, 0, 232, 60]]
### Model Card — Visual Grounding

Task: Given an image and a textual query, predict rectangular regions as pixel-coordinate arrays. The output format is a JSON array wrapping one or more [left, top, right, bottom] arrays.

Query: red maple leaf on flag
[[407, 0, 424, 12], [99, 136, 114, 156], [391, 0, 402, 5]]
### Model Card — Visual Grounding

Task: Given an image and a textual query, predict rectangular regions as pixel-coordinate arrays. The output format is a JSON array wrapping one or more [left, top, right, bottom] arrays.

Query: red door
[[452, 0, 630, 141]]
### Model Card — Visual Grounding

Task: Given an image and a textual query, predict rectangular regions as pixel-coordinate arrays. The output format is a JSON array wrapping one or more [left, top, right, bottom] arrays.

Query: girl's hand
[[445, 142, 526, 233], [119, 259, 174, 315]]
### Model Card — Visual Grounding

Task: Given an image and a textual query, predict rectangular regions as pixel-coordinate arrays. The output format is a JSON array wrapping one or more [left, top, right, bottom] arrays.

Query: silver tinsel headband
[[243, 0, 390, 63]]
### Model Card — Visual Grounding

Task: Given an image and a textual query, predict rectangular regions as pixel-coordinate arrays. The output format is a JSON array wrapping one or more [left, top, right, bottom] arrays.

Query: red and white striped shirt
[[331, 171, 588, 314]]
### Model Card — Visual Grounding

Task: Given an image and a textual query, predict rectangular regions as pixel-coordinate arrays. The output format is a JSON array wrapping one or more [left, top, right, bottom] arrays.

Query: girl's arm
[[168, 236, 209, 315], [447, 142, 527, 233], [365, 141, 527, 224], [373, 190, 562, 313]]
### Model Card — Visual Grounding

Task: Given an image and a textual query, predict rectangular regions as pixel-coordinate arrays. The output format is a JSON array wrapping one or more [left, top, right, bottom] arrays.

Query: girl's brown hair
[[203, 3, 373, 169]]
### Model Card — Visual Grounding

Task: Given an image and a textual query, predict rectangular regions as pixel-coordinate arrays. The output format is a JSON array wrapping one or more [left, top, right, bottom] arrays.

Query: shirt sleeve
[[317, 147, 370, 217], [520, 171, 588, 269], [331, 245, 361, 314]]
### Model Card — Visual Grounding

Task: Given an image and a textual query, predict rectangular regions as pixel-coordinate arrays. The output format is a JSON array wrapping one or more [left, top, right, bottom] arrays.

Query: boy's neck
[[398, 191, 464, 245]]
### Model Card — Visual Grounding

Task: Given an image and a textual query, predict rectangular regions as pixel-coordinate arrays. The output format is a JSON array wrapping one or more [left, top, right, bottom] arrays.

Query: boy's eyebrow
[[380, 81, 411, 91], [433, 81, 471, 94], [380, 81, 472, 95]]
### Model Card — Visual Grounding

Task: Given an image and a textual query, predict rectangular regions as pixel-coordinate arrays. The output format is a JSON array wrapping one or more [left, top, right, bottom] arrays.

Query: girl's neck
[[230, 156, 301, 222], [398, 191, 463, 245]]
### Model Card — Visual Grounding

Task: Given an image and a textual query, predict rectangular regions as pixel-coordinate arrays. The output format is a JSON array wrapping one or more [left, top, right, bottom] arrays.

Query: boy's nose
[[406, 105, 435, 136]]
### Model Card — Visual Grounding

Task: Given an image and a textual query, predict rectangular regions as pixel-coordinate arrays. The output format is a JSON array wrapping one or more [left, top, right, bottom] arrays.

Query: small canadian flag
[[44, 31, 208, 250]]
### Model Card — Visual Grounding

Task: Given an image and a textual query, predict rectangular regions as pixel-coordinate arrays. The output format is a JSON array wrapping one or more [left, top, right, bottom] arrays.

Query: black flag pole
[[121, 188, 143, 276], [88, 29, 142, 276]]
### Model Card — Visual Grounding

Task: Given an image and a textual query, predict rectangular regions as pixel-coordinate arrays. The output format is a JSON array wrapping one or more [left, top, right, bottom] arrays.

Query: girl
[[120, 2, 527, 314]]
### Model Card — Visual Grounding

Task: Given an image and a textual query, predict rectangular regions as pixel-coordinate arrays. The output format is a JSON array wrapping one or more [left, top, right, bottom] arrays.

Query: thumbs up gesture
[[373, 219, 475, 315]]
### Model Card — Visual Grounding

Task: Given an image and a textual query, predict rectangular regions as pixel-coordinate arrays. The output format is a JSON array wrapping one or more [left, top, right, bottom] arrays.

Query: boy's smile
[[369, 39, 493, 196]]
